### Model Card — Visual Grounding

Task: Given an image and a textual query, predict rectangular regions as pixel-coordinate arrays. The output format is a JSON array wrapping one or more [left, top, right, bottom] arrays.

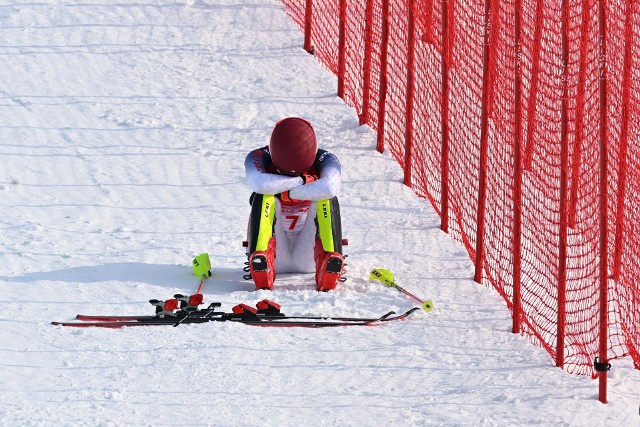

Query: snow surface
[[0, 1, 638, 426]]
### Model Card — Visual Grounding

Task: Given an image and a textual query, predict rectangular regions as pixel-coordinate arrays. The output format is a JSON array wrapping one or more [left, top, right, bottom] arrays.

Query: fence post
[[304, 0, 314, 53], [512, 0, 523, 334], [337, 0, 347, 99], [360, 0, 375, 125], [404, 0, 417, 186], [376, 0, 391, 153], [474, 0, 493, 283], [440, 0, 451, 233], [556, 0, 570, 370], [597, 0, 609, 405]]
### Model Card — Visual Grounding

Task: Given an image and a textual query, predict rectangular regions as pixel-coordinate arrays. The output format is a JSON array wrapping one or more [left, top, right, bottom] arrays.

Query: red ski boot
[[314, 239, 344, 292], [249, 238, 276, 290]]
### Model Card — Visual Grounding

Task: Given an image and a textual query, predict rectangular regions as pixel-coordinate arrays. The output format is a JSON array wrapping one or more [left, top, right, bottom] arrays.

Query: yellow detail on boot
[[316, 199, 335, 252], [255, 194, 276, 252]]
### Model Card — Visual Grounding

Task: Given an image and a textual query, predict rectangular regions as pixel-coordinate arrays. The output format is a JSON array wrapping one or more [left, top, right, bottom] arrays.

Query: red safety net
[[279, 0, 640, 378]]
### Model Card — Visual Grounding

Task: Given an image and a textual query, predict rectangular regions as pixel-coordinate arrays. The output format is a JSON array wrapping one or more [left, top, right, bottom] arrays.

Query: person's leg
[[246, 193, 277, 290], [314, 197, 344, 291]]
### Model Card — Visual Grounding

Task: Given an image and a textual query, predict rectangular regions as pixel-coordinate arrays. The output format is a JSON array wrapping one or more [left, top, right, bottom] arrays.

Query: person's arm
[[245, 148, 303, 195], [288, 151, 341, 201]]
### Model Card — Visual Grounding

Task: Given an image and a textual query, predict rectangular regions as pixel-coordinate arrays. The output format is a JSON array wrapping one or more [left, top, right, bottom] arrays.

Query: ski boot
[[314, 239, 344, 292], [249, 238, 276, 290]]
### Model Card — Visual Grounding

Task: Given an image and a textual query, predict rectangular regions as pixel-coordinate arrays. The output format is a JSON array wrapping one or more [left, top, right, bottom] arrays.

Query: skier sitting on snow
[[244, 117, 344, 291]]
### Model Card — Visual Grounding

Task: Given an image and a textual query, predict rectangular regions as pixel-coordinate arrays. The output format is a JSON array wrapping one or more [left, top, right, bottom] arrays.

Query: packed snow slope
[[0, 1, 638, 426]]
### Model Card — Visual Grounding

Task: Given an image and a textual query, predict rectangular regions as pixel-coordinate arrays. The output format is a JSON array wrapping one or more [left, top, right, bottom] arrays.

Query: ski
[[52, 319, 370, 328], [53, 308, 419, 329], [75, 312, 388, 323], [75, 315, 156, 322]]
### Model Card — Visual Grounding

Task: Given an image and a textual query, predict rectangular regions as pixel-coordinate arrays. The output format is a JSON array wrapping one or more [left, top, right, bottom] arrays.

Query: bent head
[[269, 117, 317, 175]]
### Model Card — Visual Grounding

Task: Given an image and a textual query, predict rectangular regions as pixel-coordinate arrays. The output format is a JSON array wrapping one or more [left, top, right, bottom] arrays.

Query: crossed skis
[[52, 295, 419, 328]]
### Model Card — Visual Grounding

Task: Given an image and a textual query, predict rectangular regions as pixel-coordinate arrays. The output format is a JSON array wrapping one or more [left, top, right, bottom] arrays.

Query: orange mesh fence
[[279, 0, 640, 381], [309, 1, 340, 73], [405, 1, 444, 207]]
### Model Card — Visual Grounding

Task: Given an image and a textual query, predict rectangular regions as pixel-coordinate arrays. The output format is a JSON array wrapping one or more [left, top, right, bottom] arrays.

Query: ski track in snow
[[0, 1, 638, 426]]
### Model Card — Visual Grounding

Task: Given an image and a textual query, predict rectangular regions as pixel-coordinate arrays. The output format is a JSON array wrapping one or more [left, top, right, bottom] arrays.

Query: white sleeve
[[245, 150, 303, 195], [289, 152, 341, 201]]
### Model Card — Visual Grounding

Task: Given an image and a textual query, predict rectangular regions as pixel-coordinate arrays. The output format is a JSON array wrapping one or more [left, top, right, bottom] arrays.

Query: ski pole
[[369, 268, 434, 312], [192, 253, 212, 294]]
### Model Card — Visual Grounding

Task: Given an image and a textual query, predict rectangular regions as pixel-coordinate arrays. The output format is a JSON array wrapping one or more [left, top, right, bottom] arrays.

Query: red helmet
[[269, 117, 317, 175]]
